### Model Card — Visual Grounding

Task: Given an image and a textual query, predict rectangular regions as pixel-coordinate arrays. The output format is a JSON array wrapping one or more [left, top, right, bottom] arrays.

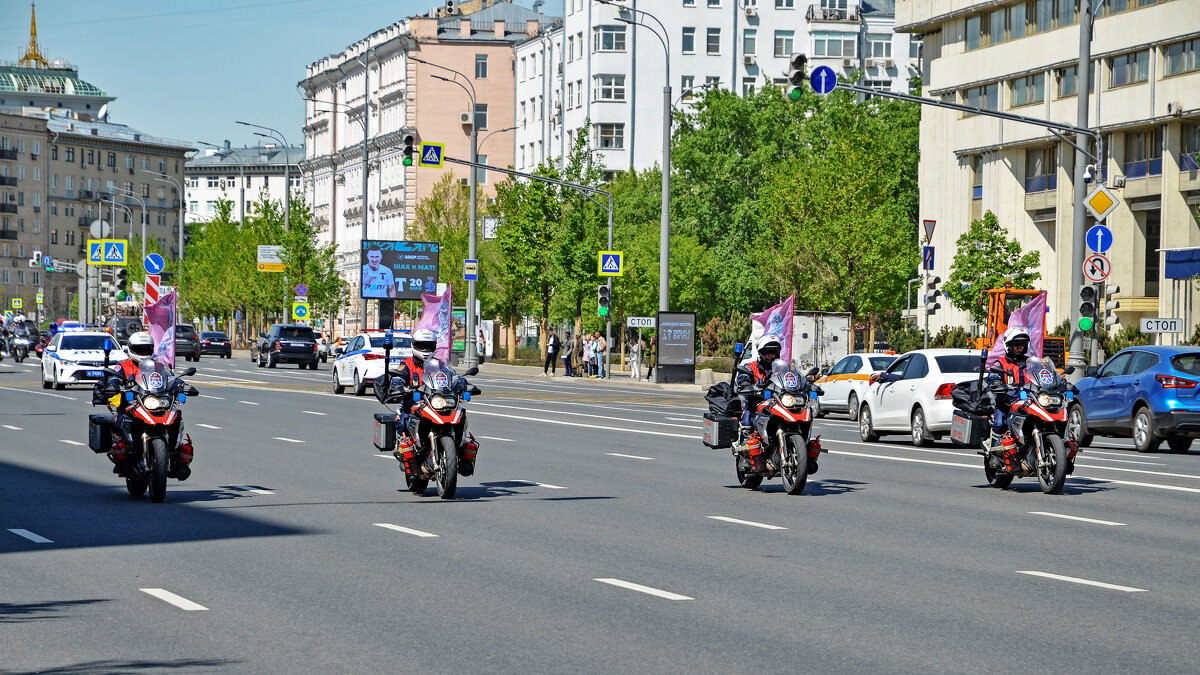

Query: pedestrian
[[628, 337, 641, 379], [543, 327, 560, 376], [561, 331, 575, 377], [644, 335, 655, 381], [476, 326, 486, 364], [595, 332, 607, 378], [585, 334, 598, 378]]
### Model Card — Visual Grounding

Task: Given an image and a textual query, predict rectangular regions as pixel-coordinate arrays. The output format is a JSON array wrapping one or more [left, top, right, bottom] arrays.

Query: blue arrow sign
[[144, 252, 165, 274], [1086, 224, 1113, 254], [922, 245, 935, 271], [810, 66, 837, 95], [42, 255, 52, 266]]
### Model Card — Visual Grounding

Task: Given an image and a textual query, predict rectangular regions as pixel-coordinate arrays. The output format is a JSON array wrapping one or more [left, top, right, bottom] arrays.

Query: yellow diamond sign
[[1085, 184, 1119, 221]]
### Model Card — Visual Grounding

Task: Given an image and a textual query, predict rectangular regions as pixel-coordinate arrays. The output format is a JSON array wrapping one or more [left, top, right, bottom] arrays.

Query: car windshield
[[421, 359, 456, 392], [201, 332, 228, 339], [1170, 353, 1200, 376], [869, 357, 896, 370], [368, 334, 411, 349], [135, 358, 172, 393], [176, 327, 195, 336], [60, 335, 113, 350], [935, 355, 983, 373], [279, 327, 313, 339]]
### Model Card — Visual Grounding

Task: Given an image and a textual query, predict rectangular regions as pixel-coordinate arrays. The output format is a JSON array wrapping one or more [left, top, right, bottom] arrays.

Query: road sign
[[294, 283, 308, 297], [257, 244, 285, 272], [598, 251, 623, 277], [3, 311, 11, 321], [922, 219, 936, 243], [36, 292, 43, 305], [922, 246, 935, 271], [292, 301, 310, 321], [627, 316, 656, 328], [87, 239, 128, 266], [1083, 253, 1111, 282], [1085, 184, 1120, 221], [143, 252, 165, 274], [418, 142, 445, 168], [1140, 317, 1183, 334], [145, 274, 161, 306], [1085, 224, 1113, 254], [11, 298, 22, 309], [463, 259, 478, 281], [41, 255, 52, 267], [89, 219, 111, 239], [810, 65, 837, 95]]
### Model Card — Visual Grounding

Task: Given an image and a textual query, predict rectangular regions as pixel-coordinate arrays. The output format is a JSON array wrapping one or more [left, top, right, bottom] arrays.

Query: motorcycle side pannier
[[373, 412, 397, 451], [703, 413, 739, 449], [87, 414, 114, 454], [950, 410, 988, 447]]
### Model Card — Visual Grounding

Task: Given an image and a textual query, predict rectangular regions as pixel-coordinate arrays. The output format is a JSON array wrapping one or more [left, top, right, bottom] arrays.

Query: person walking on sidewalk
[[543, 328, 560, 376], [595, 332, 608, 378], [644, 336, 655, 381], [628, 337, 641, 379], [561, 331, 575, 377]]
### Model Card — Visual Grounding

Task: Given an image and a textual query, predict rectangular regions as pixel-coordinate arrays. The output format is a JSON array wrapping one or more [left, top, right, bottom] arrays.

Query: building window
[[475, 54, 488, 79], [707, 28, 721, 55], [208, 176, 219, 188], [87, 150, 94, 164], [813, 32, 855, 58], [595, 123, 625, 149], [125, 155, 133, 169], [707, 0, 720, 5], [50, 145, 57, 160], [866, 34, 892, 58], [1124, 128, 1163, 178], [1182, 123, 1200, 171], [970, 155, 983, 199], [1056, 63, 1096, 97], [593, 74, 627, 101], [964, 83, 999, 112], [593, 26, 627, 52], [910, 40, 921, 59], [682, 27, 695, 54], [189, 201, 198, 212], [476, 154, 488, 185], [1010, 73, 1044, 107], [1110, 50, 1149, 87], [107, 152, 117, 167], [705, 76, 720, 88], [574, 79, 583, 107], [774, 31, 794, 57], [776, 0, 795, 7], [743, 29, 757, 55], [1024, 147, 1057, 193], [50, 229, 57, 244], [206, 201, 217, 213], [742, 77, 756, 96], [681, 74, 696, 100], [141, 157, 149, 170], [65, 148, 74, 162], [474, 103, 488, 130], [158, 159, 166, 173], [683, 0, 695, 6], [1164, 38, 1200, 77]]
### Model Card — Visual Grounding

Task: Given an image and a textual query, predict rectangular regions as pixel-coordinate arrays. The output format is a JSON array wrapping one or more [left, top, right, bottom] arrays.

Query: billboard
[[656, 312, 697, 366], [360, 240, 440, 300]]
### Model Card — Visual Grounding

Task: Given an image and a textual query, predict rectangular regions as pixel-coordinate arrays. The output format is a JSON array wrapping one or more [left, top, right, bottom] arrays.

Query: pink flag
[[987, 291, 1046, 367], [750, 294, 795, 363], [415, 284, 453, 362], [144, 287, 177, 368]]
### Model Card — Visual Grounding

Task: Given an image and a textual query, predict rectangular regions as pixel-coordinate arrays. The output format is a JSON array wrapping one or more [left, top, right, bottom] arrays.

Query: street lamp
[[141, 169, 186, 260], [198, 141, 246, 225], [599, 0, 671, 313], [235, 121, 292, 232], [110, 186, 147, 265]]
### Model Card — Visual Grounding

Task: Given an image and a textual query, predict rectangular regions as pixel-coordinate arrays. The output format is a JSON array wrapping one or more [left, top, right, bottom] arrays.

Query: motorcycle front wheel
[[148, 438, 169, 503], [781, 436, 809, 495], [435, 436, 458, 499], [1038, 433, 1068, 495]]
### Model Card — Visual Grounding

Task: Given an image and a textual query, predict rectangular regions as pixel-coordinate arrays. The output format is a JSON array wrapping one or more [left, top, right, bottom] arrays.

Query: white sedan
[[856, 348, 985, 447], [42, 330, 130, 390], [332, 331, 412, 396], [815, 352, 898, 420]]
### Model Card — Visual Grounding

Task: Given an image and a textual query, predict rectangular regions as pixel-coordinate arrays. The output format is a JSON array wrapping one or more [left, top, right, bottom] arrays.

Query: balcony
[[0, 148, 17, 160], [0, 203, 17, 214], [0, 176, 16, 187], [79, 190, 95, 200], [0, 229, 18, 240], [78, 216, 90, 227], [806, 5, 861, 22]]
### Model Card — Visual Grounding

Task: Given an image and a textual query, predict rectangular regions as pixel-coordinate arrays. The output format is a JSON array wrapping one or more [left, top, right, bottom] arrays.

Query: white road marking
[[229, 485, 275, 495], [470, 409, 698, 440], [607, 452, 654, 461], [707, 516, 787, 530], [478, 435, 514, 442], [826, 447, 977, 469], [203, 374, 268, 384], [1080, 477, 1200, 494], [58, 439, 85, 446], [0, 385, 75, 400], [375, 523, 439, 538], [140, 588, 209, 610], [594, 578, 692, 600], [238, 401, 260, 406], [195, 423, 221, 430], [1073, 463, 1200, 480], [301, 410, 327, 416], [1076, 456, 1165, 466], [7, 528, 53, 543], [470, 401, 700, 430], [511, 479, 568, 490], [199, 394, 224, 400], [1015, 571, 1146, 593], [273, 437, 305, 444], [667, 417, 700, 423], [1028, 511, 1125, 526], [1, 424, 21, 430]]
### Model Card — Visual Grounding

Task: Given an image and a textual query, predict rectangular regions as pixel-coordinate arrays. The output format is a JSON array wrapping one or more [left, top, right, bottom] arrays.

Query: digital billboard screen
[[656, 312, 696, 366], [360, 240, 440, 300]]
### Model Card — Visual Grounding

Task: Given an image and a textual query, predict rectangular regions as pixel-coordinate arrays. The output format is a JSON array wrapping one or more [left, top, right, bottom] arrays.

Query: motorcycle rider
[[377, 328, 437, 477], [735, 335, 783, 472], [988, 326, 1032, 463]]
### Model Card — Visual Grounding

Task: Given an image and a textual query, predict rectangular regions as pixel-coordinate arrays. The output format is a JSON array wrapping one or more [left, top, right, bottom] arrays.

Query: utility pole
[[1066, 0, 1095, 379]]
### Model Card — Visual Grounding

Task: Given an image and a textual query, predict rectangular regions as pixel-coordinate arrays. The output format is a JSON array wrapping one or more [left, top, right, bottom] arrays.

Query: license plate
[[390, 358, 402, 363], [85, 370, 104, 378]]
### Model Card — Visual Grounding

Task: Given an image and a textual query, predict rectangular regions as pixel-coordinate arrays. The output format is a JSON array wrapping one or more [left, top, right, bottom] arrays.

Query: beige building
[[897, 0, 1200, 339]]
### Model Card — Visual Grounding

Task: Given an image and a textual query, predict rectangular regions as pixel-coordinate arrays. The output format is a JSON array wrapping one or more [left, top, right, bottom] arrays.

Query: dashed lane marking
[[1015, 571, 1146, 593], [594, 578, 692, 600], [199, 394, 224, 400], [469, 409, 697, 440], [139, 588, 209, 610], [238, 401, 260, 406], [607, 452, 654, 461], [375, 523, 439, 538], [511, 479, 568, 490], [228, 485, 275, 495], [301, 410, 327, 416], [58, 439, 85, 446], [707, 516, 787, 530], [7, 528, 52, 543], [195, 424, 221, 430], [273, 437, 305, 444], [1029, 511, 1125, 526], [2, 424, 21, 430], [478, 435, 514, 442]]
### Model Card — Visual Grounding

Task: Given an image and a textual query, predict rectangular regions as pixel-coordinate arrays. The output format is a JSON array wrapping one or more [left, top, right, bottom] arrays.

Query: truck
[[790, 311, 852, 369], [966, 283, 1067, 368]]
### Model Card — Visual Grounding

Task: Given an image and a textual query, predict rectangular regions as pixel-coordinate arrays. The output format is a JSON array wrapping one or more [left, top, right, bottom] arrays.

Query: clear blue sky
[[2, 0, 559, 148]]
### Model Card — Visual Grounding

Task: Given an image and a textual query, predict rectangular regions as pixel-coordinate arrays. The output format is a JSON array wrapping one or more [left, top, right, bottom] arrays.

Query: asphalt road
[[2, 356, 1198, 673]]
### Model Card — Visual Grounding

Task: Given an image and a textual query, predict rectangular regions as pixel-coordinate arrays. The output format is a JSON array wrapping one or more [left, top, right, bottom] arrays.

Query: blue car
[[1070, 346, 1200, 453]]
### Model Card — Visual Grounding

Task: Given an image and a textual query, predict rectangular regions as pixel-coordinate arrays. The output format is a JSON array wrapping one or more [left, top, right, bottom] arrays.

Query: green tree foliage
[[930, 325, 970, 349], [1098, 324, 1154, 356], [411, 173, 472, 308], [946, 211, 1042, 324]]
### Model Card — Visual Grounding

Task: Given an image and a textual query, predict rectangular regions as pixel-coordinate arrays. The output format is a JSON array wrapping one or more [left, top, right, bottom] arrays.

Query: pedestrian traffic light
[[403, 134, 415, 166], [597, 284, 611, 318], [1104, 284, 1121, 327], [1078, 284, 1098, 332], [924, 276, 941, 314], [115, 268, 128, 300], [786, 53, 808, 101]]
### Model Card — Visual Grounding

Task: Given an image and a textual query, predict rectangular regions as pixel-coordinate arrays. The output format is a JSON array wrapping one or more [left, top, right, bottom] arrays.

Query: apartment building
[[184, 143, 304, 225], [897, 0, 1200, 338]]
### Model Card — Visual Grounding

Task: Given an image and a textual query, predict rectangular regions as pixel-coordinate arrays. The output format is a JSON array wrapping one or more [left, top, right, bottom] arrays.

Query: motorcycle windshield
[[769, 359, 805, 392], [135, 359, 172, 393], [1023, 358, 1062, 393], [420, 359, 456, 393]]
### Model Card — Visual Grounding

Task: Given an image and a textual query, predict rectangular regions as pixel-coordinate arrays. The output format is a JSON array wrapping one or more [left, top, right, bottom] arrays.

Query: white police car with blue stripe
[[333, 331, 412, 396], [42, 329, 130, 390]]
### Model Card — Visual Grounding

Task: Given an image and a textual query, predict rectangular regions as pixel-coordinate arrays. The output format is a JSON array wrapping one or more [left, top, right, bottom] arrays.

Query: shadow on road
[[750, 478, 867, 496], [0, 599, 110, 624], [970, 477, 1113, 495], [8, 658, 242, 674], [401, 481, 619, 502]]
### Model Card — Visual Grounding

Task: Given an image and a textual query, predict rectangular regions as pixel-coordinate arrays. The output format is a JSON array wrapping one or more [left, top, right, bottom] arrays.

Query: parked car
[[1071, 346, 1200, 453], [332, 330, 412, 395], [175, 324, 202, 362], [103, 315, 144, 346], [200, 331, 233, 358], [254, 324, 320, 369], [315, 331, 329, 363], [815, 352, 898, 420], [857, 348, 984, 446]]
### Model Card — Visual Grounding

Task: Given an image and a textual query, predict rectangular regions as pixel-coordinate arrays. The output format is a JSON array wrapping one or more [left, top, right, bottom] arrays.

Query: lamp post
[[111, 186, 147, 265], [142, 169, 186, 260], [235, 121, 292, 232], [199, 141, 246, 225]]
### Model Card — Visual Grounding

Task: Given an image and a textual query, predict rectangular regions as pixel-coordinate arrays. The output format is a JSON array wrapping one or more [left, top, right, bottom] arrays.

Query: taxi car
[[41, 328, 130, 390], [814, 352, 898, 420], [332, 330, 412, 396]]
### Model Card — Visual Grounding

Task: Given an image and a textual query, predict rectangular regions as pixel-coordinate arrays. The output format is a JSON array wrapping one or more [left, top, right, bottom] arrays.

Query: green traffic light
[[598, 307, 609, 317], [788, 88, 803, 101], [1078, 317, 1094, 331], [403, 157, 413, 166]]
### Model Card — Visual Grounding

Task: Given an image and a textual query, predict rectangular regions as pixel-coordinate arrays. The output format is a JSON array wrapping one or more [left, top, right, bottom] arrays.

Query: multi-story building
[[299, 0, 558, 335], [184, 143, 304, 225], [513, 0, 919, 174], [897, 0, 1200, 339]]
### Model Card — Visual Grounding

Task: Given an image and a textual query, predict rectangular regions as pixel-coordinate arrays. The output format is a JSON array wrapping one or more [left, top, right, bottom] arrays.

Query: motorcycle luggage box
[[703, 412, 739, 449], [705, 382, 743, 417], [88, 414, 115, 454], [374, 412, 397, 451], [950, 410, 987, 447]]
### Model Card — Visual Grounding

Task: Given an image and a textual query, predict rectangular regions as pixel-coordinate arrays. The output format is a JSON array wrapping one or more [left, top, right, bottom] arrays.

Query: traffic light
[[1104, 284, 1121, 327], [597, 284, 611, 318], [115, 268, 128, 301], [1078, 284, 1098, 332], [402, 134, 415, 166], [924, 276, 942, 314], [786, 53, 808, 101]]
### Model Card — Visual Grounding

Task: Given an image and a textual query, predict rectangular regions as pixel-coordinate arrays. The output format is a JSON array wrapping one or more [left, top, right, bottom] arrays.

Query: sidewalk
[[474, 360, 709, 393]]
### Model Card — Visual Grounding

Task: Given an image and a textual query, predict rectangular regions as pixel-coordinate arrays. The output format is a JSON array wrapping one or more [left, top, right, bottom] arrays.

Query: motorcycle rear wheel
[[735, 458, 763, 490], [148, 438, 169, 503], [781, 437, 809, 495], [126, 477, 148, 497], [435, 436, 458, 499], [982, 453, 1013, 489], [1038, 433, 1068, 495], [405, 473, 429, 494]]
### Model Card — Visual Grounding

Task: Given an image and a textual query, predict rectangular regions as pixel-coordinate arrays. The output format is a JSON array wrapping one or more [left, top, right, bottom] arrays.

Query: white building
[[897, 0, 1200, 338], [513, 0, 920, 174], [183, 143, 303, 225]]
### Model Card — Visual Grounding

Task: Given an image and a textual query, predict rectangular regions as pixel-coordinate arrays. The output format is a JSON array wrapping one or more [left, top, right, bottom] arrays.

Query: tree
[[411, 173, 473, 309], [945, 211, 1042, 324]]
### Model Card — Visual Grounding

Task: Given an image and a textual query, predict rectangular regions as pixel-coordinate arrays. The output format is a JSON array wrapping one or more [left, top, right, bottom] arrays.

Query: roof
[[860, 0, 896, 16], [434, 2, 561, 41], [0, 63, 108, 99], [186, 145, 306, 170], [45, 114, 194, 152]]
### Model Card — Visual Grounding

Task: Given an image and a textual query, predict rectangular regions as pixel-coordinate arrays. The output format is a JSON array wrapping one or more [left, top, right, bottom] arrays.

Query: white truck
[[790, 311, 852, 370]]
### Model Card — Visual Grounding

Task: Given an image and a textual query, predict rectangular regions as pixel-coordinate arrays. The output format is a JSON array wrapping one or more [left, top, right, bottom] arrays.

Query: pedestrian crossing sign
[[87, 239, 128, 266], [418, 142, 445, 168], [598, 251, 623, 277]]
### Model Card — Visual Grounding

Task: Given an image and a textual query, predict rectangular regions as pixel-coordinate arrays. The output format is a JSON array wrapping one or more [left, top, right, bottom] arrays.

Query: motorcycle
[[373, 333, 481, 499], [10, 334, 30, 362], [978, 358, 1079, 494], [89, 341, 199, 503]]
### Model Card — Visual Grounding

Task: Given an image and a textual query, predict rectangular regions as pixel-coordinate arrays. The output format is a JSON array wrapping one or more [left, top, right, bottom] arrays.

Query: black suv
[[200, 331, 233, 358], [104, 316, 144, 346], [175, 324, 202, 362], [254, 324, 319, 369]]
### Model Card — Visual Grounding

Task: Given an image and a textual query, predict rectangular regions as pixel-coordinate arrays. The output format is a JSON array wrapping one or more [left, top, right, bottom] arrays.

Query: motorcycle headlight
[[430, 395, 448, 411], [1037, 393, 1062, 408], [142, 395, 171, 411], [780, 393, 797, 408]]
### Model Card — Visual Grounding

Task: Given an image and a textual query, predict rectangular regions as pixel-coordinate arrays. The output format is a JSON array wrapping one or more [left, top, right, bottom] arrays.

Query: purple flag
[[415, 284, 453, 362], [750, 294, 795, 363], [987, 291, 1046, 367], [145, 287, 177, 368]]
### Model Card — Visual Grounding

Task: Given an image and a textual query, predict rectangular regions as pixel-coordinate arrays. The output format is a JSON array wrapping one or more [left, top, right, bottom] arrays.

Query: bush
[[699, 312, 751, 357], [884, 323, 925, 354], [698, 356, 735, 373], [930, 325, 971, 349], [1098, 324, 1154, 356]]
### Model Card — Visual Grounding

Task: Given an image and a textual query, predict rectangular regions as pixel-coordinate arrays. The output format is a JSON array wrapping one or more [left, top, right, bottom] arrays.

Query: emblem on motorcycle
[[1038, 369, 1054, 385], [433, 372, 449, 389], [148, 372, 163, 389], [783, 372, 800, 389]]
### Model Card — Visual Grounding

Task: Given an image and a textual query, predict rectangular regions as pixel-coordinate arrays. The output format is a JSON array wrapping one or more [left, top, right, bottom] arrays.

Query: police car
[[332, 330, 412, 396], [41, 328, 130, 390]]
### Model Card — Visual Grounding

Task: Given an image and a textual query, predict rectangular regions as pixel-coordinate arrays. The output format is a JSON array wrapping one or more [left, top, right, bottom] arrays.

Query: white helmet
[[1004, 326, 1031, 358], [411, 328, 437, 363], [757, 334, 783, 358], [126, 331, 155, 361]]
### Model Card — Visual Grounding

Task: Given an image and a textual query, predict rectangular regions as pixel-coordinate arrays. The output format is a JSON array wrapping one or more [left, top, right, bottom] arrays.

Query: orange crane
[[966, 283, 1067, 368]]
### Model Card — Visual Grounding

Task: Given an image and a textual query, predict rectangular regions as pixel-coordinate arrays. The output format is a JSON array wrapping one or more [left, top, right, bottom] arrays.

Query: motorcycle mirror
[[734, 342, 744, 355], [185, 386, 200, 397], [1062, 365, 1076, 376], [806, 366, 819, 378], [181, 367, 197, 377], [464, 366, 479, 377], [469, 385, 482, 396], [989, 363, 1005, 375]]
